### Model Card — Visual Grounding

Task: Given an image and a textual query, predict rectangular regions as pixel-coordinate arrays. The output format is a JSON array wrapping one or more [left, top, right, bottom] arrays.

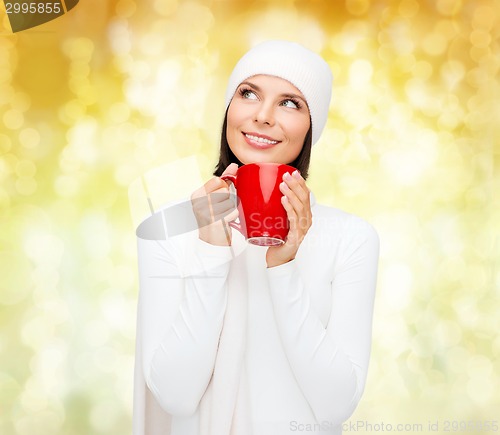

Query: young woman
[[134, 40, 380, 435]]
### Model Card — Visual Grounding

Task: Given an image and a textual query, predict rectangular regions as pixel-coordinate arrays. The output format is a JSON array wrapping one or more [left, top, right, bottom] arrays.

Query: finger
[[221, 162, 239, 177], [210, 198, 237, 218], [193, 185, 235, 206], [192, 196, 236, 223], [192, 178, 227, 201], [208, 189, 238, 216], [222, 207, 239, 224], [281, 200, 300, 247], [281, 195, 298, 232], [284, 173, 310, 203], [193, 198, 239, 228], [208, 188, 231, 203], [192, 187, 231, 210], [282, 190, 310, 240], [283, 180, 309, 208], [291, 170, 310, 193], [191, 191, 228, 213], [205, 176, 231, 195], [220, 163, 239, 187], [279, 181, 306, 216]]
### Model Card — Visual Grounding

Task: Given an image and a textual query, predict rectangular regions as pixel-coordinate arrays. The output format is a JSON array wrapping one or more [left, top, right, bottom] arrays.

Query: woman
[[134, 40, 379, 435]]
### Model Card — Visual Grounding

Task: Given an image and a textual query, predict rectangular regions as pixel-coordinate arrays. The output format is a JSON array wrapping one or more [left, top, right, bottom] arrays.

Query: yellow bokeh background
[[1, 0, 499, 434]]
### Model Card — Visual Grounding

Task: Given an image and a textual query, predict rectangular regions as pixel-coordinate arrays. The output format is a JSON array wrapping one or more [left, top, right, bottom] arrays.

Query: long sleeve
[[266, 221, 379, 424], [137, 234, 233, 416]]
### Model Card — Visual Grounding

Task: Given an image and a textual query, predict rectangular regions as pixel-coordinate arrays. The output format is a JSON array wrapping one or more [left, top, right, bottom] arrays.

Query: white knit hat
[[224, 40, 333, 145]]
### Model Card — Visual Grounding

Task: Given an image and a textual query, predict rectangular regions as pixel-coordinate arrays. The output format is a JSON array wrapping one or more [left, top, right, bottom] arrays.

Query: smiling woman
[[225, 75, 311, 166], [133, 40, 380, 435]]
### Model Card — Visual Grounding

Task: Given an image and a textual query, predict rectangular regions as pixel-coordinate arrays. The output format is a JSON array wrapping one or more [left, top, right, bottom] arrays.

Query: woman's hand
[[266, 170, 312, 268], [191, 163, 239, 246]]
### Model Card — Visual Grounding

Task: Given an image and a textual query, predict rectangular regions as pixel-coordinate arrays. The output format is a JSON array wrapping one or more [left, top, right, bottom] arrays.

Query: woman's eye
[[282, 99, 299, 109], [242, 90, 257, 99]]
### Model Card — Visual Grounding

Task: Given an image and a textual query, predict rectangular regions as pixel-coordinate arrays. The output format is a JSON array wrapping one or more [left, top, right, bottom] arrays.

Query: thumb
[[221, 162, 239, 177]]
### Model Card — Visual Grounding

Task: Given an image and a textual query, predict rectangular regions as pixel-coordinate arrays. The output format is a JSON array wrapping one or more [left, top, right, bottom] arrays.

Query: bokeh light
[[1, 0, 499, 434]]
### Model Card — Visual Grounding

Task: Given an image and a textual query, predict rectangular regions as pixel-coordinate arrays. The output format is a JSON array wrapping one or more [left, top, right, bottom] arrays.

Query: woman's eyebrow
[[239, 81, 261, 91], [239, 82, 307, 104], [281, 93, 307, 103]]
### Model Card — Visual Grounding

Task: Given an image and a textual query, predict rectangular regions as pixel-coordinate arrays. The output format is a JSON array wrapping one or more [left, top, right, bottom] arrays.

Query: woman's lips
[[242, 132, 281, 149]]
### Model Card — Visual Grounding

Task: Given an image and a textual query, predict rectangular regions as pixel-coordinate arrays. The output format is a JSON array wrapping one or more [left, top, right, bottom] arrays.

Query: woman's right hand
[[190, 163, 239, 246]]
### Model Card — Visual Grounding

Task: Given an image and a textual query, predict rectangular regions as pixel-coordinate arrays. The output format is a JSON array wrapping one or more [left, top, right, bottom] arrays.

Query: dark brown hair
[[213, 109, 313, 180]]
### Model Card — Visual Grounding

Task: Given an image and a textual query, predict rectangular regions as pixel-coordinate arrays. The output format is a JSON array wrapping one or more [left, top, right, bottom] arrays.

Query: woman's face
[[226, 74, 311, 165]]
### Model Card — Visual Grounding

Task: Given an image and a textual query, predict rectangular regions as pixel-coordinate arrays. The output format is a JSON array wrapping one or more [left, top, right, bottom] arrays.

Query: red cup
[[221, 162, 296, 246]]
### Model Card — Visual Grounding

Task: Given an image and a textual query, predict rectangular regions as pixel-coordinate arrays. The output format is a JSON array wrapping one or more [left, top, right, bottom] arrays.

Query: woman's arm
[[266, 224, 379, 424], [137, 167, 238, 416], [137, 235, 233, 416]]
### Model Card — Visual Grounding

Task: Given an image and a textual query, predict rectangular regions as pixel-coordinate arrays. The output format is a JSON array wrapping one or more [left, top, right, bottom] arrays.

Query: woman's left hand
[[266, 170, 312, 268]]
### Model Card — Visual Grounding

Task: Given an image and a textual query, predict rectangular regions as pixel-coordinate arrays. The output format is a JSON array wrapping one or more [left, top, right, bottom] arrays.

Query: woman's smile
[[243, 131, 281, 149]]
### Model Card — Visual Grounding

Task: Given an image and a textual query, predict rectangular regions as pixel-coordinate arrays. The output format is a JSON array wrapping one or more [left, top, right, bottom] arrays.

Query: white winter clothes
[[133, 193, 379, 435]]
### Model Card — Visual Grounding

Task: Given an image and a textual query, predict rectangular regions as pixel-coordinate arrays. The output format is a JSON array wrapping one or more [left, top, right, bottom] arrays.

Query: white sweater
[[133, 193, 379, 435]]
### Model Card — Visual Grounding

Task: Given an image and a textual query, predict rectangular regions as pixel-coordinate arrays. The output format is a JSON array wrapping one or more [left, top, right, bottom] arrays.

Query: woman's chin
[[235, 153, 281, 165]]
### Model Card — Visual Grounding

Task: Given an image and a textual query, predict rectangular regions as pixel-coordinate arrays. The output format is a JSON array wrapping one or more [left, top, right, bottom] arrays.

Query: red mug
[[221, 163, 296, 246]]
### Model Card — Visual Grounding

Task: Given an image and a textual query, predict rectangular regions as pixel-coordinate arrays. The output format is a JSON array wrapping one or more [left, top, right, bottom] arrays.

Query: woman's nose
[[253, 102, 275, 126]]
